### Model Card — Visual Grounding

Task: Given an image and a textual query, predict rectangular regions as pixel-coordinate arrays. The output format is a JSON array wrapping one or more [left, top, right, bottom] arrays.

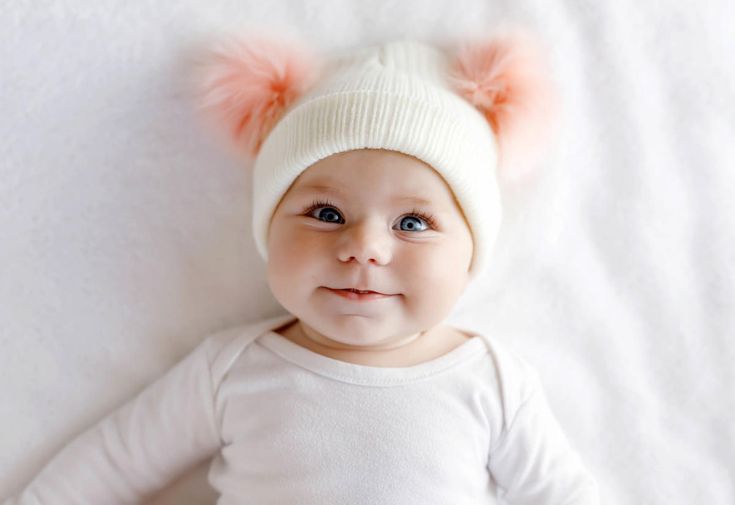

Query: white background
[[1, 1, 733, 504]]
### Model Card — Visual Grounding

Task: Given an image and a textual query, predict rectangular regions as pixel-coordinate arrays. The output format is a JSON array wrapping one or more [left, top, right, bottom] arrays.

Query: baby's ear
[[446, 26, 559, 182], [195, 33, 324, 159]]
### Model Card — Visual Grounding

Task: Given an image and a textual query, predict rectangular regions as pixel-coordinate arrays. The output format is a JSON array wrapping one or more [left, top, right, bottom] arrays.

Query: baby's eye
[[310, 205, 343, 224], [397, 207, 437, 232], [303, 200, 435, 232], [304, 199, 344, 223], [396, 215, 430, 232]]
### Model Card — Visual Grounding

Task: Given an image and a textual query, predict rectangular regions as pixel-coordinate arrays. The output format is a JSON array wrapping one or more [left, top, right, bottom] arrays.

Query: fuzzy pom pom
[[196, 34, 323, 158], [447, 27, 559, 182]]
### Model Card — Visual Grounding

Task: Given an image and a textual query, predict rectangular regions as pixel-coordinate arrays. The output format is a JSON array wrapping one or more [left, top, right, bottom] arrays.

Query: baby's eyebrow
[[295, 184, 434, 206], [295, 184, 345, 197]]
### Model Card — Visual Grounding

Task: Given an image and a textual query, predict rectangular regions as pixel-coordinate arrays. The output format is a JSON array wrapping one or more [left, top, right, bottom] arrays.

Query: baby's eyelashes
[[302, 201, 436, 232]]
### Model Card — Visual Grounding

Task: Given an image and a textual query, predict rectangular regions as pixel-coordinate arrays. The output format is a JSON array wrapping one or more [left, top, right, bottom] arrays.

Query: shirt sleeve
[[2, 334, 225, 505], [487, 369, 600, 505]]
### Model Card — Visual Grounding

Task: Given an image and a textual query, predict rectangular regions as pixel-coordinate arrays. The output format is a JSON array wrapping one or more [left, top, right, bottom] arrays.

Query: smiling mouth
[[341, 288, 381, 294], [323, 287, 397, 301]]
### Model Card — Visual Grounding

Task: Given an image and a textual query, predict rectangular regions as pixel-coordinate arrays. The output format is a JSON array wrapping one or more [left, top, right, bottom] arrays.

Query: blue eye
[[398, 215, 428, 232], [303, 199, 436, 231], [303, 199, 343, 223], [401, 208, 437, 230], [313, 205, 343, 223]]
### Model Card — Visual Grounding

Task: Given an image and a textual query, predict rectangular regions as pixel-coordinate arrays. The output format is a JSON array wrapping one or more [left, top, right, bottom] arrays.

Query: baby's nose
[[337, 220, 391, 265]]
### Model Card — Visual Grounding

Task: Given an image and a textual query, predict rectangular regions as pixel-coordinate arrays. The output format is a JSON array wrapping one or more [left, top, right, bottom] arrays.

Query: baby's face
[[266, 148, 473, 349]]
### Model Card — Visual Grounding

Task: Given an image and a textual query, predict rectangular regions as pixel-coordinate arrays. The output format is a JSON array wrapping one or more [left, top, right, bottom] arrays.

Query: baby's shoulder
[[457, 326, 538, 374], [458, 327, 543, 411], [194, 313, 297, 383]]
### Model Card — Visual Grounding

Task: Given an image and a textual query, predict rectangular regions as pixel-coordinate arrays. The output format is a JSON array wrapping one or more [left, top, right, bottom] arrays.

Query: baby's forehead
[[289, 149, 451, 201], [289, 174, 443, 209]]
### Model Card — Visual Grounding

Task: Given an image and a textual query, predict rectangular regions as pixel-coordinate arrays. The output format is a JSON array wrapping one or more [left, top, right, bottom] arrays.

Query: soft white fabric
[[2, 313, 598, 505]]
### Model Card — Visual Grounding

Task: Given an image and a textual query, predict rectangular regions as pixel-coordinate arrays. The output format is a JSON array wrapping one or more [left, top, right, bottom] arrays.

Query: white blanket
[[1, 1, 733, 504]]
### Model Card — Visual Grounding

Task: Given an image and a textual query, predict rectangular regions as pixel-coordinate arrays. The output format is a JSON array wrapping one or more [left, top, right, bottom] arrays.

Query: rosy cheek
[[295, 223, 336, 244], [275, 236, 328, 272]]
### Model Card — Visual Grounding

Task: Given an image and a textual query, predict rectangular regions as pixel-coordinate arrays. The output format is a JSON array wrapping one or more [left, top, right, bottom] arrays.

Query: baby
[[3, 29, 599, 505]]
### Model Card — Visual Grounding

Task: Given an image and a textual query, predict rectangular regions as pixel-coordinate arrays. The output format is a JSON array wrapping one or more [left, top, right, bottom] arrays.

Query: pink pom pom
[[197, 34, 323, 158], [447, 27, 559, 182]]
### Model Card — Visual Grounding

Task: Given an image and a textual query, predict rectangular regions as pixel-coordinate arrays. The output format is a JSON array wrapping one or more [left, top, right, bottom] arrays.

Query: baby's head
[[198, 28, 556, 346]]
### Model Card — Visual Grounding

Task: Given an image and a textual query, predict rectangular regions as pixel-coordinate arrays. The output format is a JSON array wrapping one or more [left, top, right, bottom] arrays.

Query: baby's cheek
[[394, 254, 444, 313], [270, 222, 309, 256], [294, 231, 330, 254], [408, 248, 468, 305], [273, 231, 330, 277]]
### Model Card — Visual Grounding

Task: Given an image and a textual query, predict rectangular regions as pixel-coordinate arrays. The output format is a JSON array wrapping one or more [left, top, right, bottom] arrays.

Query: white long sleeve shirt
[[3, 313, 599, 505]]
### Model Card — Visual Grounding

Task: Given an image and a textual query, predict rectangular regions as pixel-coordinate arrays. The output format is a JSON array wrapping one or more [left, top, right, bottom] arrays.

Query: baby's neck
[[274, 320, 472, 368]]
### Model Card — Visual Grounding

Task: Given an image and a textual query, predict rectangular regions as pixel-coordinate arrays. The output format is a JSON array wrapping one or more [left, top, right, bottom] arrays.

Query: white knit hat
[[197, 29, 556, 281]]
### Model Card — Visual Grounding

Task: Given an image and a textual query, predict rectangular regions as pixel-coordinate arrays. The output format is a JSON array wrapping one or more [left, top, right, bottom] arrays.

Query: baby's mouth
[[342, 288, 377, 294], [322, 287, 397, 300]]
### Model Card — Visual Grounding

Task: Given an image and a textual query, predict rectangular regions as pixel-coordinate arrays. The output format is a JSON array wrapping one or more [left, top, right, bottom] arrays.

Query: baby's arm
[[2, 334, 225, 505], [487, 368, 600, 505]]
